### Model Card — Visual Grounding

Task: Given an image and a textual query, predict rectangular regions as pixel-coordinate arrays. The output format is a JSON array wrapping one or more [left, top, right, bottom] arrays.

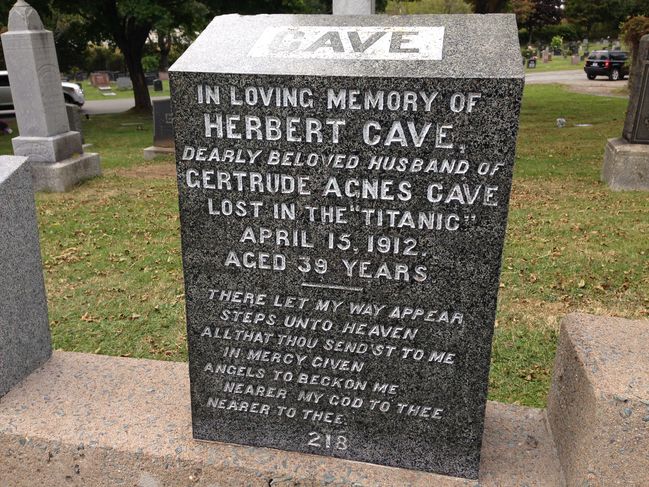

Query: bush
[[550, 35, 563, 51], [142, 55, 159, 73], [521, 46, 535, 59], [621, 16, 649, 54], [536, 24, 579, 45], [385, 0, 472, 14], [84, 44, 125, 73], [620, 16, 649, 90]]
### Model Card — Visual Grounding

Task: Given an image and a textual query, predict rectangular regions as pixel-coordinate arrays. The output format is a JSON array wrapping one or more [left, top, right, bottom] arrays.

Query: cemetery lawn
[[81, 80, 170, 101], [525, 55, 582, 73], [0, 84, 646, 408]]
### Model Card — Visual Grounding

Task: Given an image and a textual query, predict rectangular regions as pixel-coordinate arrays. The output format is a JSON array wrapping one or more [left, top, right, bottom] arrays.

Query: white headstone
[[1, 1, 101, 192], [333, 0, 375, 15]]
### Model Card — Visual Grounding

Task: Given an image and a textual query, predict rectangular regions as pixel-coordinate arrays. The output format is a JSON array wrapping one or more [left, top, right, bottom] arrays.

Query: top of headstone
[[0, 156, 28, 184], [170, 14, 523, 79], [8, 0, 44, 31]]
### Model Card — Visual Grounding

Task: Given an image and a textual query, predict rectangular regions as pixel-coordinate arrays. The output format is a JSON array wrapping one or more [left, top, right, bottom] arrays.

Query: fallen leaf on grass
[[81, 312, 99, 323]]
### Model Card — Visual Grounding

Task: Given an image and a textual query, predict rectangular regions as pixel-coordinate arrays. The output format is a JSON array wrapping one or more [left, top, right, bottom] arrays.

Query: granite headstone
[[0, 155, 51, 398], [90, 72, 111, 87], [170, 14, 523, 479], [1, 0, 100, 192], [153, 98, 174, 148], [65, 103, 84, 143], [116, 76, 133, 90], [623, 35, 649, 144]]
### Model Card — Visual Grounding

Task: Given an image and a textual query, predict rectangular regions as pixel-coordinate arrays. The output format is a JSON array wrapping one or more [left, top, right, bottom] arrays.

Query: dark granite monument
[[170, 14, 523, 479], [143, 98, 175, 159], [153, 98, 174, 148], [602, 34, 649, 190], [623, 35, 649, 144]]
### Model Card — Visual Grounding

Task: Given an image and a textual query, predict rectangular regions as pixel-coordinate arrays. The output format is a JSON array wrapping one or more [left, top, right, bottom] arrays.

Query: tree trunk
[[158, 33, 172, 73], [113, 18, 152, 114], [124, 46, 151, 113]]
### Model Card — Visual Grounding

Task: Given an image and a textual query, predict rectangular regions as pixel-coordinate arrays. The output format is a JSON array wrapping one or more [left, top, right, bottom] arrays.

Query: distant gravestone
[[170, 14, 524, 479], [0, 155, 51, 398], [527, 58, 536, 68], [116, 76, 133, 90], [602, 34, 649, 190], [65, 103, 83, 143], [143, 98, 174, 160], [153, 98, 173, 147], [153, 79, 163, 92], [90, 72, 111, 87], [1, 1, 100, 192]]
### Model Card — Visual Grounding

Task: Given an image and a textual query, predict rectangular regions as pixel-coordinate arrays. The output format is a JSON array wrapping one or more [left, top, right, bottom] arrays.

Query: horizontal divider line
[[301, 282, 363, 292]]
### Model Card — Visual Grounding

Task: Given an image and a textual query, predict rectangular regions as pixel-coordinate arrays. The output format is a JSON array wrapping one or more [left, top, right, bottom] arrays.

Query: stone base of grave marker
[[28, 152, 102, 192], [0, 156, 51, 398], [3, 313, 646, 485], [0, 351, 564, 487], [602, 137, 649, 191], [143, 146, 175, 160], [13, 131, 82, 163], [547, 313, 649, 486], [12, 131, 101, 193]]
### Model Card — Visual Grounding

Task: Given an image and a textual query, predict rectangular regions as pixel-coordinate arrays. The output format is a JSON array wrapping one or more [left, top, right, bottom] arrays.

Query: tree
[[511, 0, 534, 27], [467, 0, 508, 13], [565, 0, 630, 40], [385, 0, 472, 14], [50, 13, 90, 73], [527, 0, 562, 29], [518, 0, 563, 44], [621, 16, 649, 91], [51, 0, 210, 113]]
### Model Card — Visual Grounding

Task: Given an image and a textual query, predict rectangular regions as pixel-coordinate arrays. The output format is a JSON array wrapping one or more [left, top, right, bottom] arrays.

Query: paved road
[[526, 69, 627, 87], [525, 70, 586, 84], [82, 96, 168, 115]]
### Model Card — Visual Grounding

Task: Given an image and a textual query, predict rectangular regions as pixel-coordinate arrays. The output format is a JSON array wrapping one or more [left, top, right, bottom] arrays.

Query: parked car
[[584, 50, 629, 81], [0, 70, 85, 109]]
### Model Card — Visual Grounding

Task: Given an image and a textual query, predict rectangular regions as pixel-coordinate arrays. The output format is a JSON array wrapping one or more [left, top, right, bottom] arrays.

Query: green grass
[[524, 43, 619, 73], [525, 54, 583, 73], [0, 85, 646, 408], [491, 85, 648, 406], [80, 79, 170, 101]]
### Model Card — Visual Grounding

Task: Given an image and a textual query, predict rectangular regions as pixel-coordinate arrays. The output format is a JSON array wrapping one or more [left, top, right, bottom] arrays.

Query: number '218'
[[307, 431, 348, 450]]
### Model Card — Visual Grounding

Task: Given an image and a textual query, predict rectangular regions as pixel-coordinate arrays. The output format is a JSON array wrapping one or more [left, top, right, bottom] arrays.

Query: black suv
[[584, 50, 629, 80]]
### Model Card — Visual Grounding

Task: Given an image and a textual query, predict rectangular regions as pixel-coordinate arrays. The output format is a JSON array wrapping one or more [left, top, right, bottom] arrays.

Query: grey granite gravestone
[[153, 98, 174, 148], [333, 0, 375, 15], [65, 103, 84, 144], [602, 34, 649, 190], [143, 98, 175, 160], [116, 76, 133, 90], [1, 1, 100, 192], [170, 14, 523, 479], [623, 35, 649, 144], [0, 156, 51, 397]]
